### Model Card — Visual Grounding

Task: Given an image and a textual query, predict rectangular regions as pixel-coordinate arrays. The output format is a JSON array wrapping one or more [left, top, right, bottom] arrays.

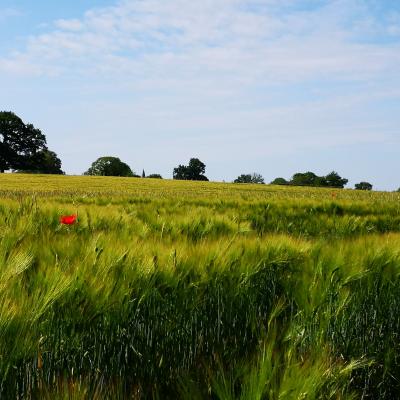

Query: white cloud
[[1, 7, 22, 17], [1, 0, 399, 83], [0, 7, 22, 21], [55, 19, 84, 32]]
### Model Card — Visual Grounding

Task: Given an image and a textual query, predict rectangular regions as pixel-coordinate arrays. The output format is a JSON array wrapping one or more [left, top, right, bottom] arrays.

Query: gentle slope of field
[[0, 174, 400, 399]]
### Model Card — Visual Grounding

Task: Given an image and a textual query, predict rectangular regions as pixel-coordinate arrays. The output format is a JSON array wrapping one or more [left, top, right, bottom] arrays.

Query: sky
[[0, 0, 399, 190]]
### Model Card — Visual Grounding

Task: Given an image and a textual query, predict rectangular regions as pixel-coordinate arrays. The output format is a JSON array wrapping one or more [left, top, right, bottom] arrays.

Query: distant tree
[[355, 182, 372, 191], [314, 176, 328, 186], [270, 177, 289, 185], [234, 173, 265, 184], [290, 171, 320, 186], [84, 156, 134, 177], [287, 171, 348, 188], [17, 150, 64, 174], [147, 174, 162, 179], [186, 158, 207, 180], [0, 111, 48, 172], [250, 173, 265, 184], [173, 165, 188, 180], [142, 169, 146, 178], [173, 158, 208, 181], [324, 171, 348, 188], [234, 174, 252, 183]]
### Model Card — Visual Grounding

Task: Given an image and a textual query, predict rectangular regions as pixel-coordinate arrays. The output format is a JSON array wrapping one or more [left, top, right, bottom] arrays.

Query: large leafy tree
[[270, 171, 348, 188], [84, 156, 134, 177], [291, 171, 321, 186], [355, 181, 372, 191], [270, 177, 289, 185], [16, 150, 64, 174], [0, 111, 48, 172], [234, 173, 265, 184], [173, 158, 208, 181], [32, 150, 64, 174], [173, 165, 189, 180], [324, 171, 348, 188]]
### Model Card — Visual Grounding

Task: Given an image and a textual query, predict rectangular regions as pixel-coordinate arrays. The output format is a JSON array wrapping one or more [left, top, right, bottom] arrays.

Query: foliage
[[173, 158, 208, 181], [270, 177, 288, 185], [291, 171, 321, 186], [84, 156, 134, 177], [16, 150, 64, 174], [147, 173, 162, 179], [271, 171, 348, 188], [324, 171, 349, 188], [0, 174, 399, 398], [0, 111, 48, 172], [234, 173, 265, 184], [355, 181, 373, 190]]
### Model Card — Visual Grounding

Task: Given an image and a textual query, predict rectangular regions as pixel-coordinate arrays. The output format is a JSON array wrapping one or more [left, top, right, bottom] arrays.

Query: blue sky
[[1, 0, 399, 190]]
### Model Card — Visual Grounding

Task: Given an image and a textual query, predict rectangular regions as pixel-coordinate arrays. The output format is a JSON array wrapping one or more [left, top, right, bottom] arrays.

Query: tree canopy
[[84, 156, 134, 177], [270, 177, 289, 185], [270, 171, 348, 188], [16, 150, 64, 174], [324, 171, 349, 188], [0, 111, 50, 173], [355, 182, 373, 191], [234, 173, 265, 184], [291, 171, 325, 186], [173, 158, 208, 181]]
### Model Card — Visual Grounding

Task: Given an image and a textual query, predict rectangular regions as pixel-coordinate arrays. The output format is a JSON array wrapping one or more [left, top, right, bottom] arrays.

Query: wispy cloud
[[0, 7, 23, 21], [55, 18, 84, 32], [1, 0, 399, 81]]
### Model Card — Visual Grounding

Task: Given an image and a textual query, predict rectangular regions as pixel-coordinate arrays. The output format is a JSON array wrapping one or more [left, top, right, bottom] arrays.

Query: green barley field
[[1, 174, 400, 399]]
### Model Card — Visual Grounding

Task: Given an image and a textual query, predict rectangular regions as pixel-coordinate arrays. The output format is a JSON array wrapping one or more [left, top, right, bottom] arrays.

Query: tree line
[[271, 171, 349, 188], [1, 111, 376, 190]]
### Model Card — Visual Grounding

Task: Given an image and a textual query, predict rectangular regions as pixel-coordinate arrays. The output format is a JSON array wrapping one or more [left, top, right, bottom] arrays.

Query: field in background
[[1, 174, 400, 399]]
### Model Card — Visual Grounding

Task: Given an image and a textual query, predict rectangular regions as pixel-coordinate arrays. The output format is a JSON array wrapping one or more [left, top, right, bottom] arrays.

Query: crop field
[[1, 174, 400, 399]]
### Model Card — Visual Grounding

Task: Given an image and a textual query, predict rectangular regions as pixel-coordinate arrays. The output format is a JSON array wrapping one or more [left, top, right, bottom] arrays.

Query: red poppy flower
[[60, 214, 77, 225]]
